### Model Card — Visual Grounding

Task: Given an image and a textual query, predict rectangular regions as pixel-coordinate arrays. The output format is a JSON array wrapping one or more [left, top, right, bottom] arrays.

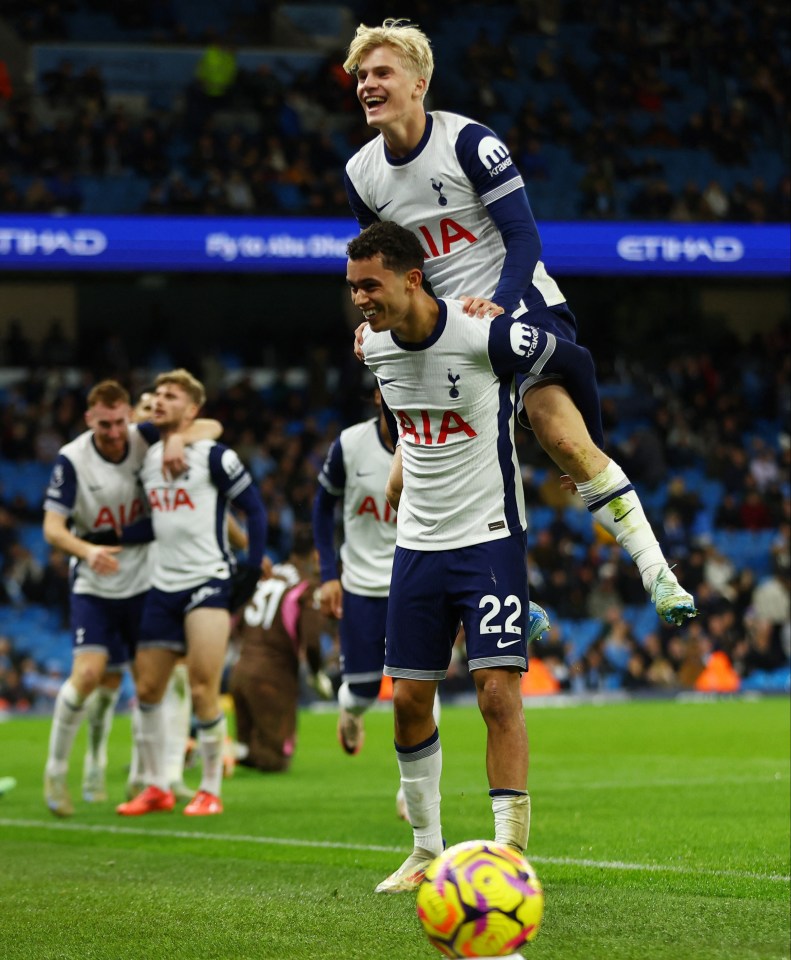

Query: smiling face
[[346, 253, 420, 335], [355, 44, 426, 133], [85, 401, 131, 462]]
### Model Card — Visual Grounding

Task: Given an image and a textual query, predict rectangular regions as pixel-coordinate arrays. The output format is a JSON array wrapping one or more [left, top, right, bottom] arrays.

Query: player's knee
[[476, 674, 521, 728], [189, 678, 218, 717], [71, 662, 102, 695], [392, 682, 434, 726]]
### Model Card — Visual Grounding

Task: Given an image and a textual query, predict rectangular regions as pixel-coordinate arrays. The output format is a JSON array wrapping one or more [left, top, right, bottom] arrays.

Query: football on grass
[[416, 840, 544, 957]]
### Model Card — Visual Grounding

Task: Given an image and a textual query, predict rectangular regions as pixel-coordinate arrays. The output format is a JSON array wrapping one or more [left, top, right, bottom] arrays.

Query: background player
[[347, 221, 603, 893], [342, 19, 697, 627], [230, 525, 332, 772], [312, 391, 397, 756], [42, 380, 220, 816], [117, 368, 266, 817], [126, 389, 249, 799]]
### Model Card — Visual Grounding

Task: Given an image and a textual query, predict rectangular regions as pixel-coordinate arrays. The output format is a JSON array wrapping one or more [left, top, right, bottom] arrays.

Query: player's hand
[[260, 555, 273, 579], [162, 433, 187, 479], [318, 579, 343, 619], [559, 474, 578, 493], [308, 669, 334, 700], [460, 297, 504, 319], [353, 321, 369, 362], [86, 544, 121, 575]]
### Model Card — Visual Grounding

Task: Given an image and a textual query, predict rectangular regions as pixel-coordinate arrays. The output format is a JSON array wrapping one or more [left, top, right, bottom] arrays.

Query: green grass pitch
[[0, 697, 789, 960]]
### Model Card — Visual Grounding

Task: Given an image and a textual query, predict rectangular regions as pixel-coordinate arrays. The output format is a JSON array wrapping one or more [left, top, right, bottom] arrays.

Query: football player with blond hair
[[343, 18, 696, 627]]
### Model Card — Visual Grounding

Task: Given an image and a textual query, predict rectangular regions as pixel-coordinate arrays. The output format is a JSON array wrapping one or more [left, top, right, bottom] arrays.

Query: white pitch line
[[1, 818, 788, 884]]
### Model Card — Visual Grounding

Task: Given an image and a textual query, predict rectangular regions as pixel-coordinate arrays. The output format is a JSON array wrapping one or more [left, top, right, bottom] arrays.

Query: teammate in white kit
[[125, 389, 249, 800], [117, 369, 267, 817], [41, 380, 220, 817], [342, 19, 697, 627], [313, 396, 397, 756], [346, 221, 602, 893]]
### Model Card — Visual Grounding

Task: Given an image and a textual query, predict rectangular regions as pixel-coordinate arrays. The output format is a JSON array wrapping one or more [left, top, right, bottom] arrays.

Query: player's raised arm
[[160, 417, 223, 479]]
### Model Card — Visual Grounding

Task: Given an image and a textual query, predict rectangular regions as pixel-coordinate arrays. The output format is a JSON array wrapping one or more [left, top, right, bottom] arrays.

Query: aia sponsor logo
[[148, 488, 196, 512], [356, 497, 397, 523], [93, 499, 145, 529], [418, 219, 477, 258], [397, 410, 477, 445]]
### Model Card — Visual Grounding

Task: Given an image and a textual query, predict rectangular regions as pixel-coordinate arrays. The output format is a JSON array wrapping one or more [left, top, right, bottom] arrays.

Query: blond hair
[[87, 379, 130, 408], [343, 18, 434, 95], [154, 368, 206, 408]]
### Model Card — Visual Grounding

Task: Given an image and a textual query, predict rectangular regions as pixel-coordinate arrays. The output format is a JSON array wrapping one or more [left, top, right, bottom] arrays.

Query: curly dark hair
[[346, 221, 425, 274]]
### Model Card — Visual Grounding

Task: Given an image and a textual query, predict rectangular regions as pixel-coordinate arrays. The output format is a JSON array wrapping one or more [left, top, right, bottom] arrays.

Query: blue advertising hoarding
[[0, 215, 788, 276]]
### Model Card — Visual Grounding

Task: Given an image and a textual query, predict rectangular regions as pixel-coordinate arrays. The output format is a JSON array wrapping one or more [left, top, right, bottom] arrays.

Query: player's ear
[[406, 267, 423, 290], [412, 75, 427, 100]]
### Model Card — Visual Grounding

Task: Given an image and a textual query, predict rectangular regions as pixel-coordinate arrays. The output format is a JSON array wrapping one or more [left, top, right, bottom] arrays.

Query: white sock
[[137, 702, 168, 791], [46, 679, 89, 778], [163, 663, 192, 785], [491, 789, 531, 852], [197, 713, 226, 797], [396, 729, 443, 857], [128, 704, 143, 789], [576, 459, 667, 591], [338, 680, 376, 716], [83, 685, 120, 774]]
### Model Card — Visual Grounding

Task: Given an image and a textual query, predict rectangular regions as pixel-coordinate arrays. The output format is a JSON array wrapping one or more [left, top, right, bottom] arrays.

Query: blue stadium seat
[[18, 525, 51, 567]]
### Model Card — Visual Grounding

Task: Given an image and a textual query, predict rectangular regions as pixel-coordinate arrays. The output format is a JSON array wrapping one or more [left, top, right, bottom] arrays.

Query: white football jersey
[[362, 300, 527, 550], [141, 439, 251, 591], [43, 425, 152, 598], [345, 110, 565, 312], [318, 418, 395, 596]]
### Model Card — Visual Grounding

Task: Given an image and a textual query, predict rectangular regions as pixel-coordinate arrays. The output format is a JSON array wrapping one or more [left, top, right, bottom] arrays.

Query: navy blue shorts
[[70, 591, 147, 669], [339, 592, 388, 685], [384, 531, 529, 681], [515, 302, 601, 434], [519, 301, 577, 343], [139, 578, 231, 655]]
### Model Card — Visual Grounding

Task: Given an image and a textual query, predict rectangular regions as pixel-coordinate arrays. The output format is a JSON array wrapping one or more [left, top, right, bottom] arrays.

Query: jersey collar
[[383, 112, 433, 167], [391, 299, 447, 351]]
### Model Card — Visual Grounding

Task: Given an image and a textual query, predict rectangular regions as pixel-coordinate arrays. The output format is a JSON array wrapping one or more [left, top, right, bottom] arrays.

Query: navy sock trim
[[489, 788, 528, 797], [395, 728, 439, 755], [587, 483, 634, 514], [139, 701, 162, 713], [196, 713, 224, 731]]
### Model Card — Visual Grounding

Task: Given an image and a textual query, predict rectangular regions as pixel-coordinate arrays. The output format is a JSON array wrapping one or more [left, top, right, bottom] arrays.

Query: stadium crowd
[[1, 316, 789, 711], [0, 0, 788, 220]]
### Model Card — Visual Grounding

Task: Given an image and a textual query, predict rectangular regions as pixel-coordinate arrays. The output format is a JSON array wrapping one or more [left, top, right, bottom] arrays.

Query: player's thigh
[[452, 533, 530, 673], [184, 606, 230, 687], [339, 592, 387, 681], [385, 547, 458, 680], [69, 593, 132, 673]]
